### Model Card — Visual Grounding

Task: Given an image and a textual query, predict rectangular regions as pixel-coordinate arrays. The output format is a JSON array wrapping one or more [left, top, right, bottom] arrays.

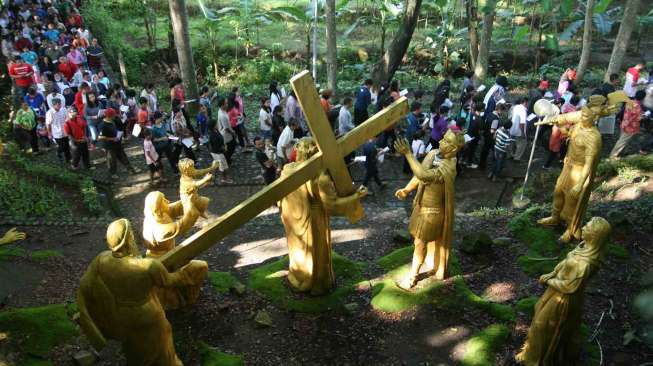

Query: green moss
[[199, 342, 244, 366], [247, 251, 365, 313], [0, 246, 27, 261], [376, 246, 413, 271], [370, 264, 446, 313], [208, 272, 242, 294], [516, 296, 538, 316], [30, 249, 63, 260], [0, 304, 78, 360], [453, 277, 515, 322], [461, 324, 510, 366], [596, 154, 653, 177], [606, 244, 629, 261]]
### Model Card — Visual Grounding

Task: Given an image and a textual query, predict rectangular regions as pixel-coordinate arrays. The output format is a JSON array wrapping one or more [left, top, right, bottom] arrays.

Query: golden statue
[[279, 138, 368, 295], [142, 191, 208, 310], [394, 130, 464, 289], [516, 217, 611, 366], [178, 158, 219, 219], [536, 94, 620, 243], [77, 219, 191, 365], [0, 228, 26, 245]]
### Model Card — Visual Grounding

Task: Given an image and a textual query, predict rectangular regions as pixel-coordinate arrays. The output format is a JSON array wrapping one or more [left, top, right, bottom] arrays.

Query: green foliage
[[30, 249, 63, 261], [208, 271, 242, 294], [0, 165, 72, 219], [516, 296, 538, 316], [468, 207, 513, 219], [0, 304, 78, 361], [596, 153, 653, 178], [635, 272, 653, 346], [461, 324, 510, 366], [0, 246, 27, 261], [199, 342, 244, 366], [247, 252, 365, 313], [606, 244, 629, 261]]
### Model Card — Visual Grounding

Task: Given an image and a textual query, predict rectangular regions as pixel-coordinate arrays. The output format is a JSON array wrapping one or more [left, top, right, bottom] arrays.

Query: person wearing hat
[[76, 218, 186, 365], [528, 79, 549, 114], [98, 108, 137, 179]]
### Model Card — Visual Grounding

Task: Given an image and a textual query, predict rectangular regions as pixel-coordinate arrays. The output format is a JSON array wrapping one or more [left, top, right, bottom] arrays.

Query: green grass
[[199, 342, 244, 366], [247, 251, 365, 313], [0, 304, 78, 361], [208, 271, 242, 294], [606, 243, 629, 261], [508, 205, 567, 277], [461, 324, 510, 366], [516, 296, 539, 316], [30, 249, 63, 260], [0, 245, 27, 261], [596, 154, 653, 178]]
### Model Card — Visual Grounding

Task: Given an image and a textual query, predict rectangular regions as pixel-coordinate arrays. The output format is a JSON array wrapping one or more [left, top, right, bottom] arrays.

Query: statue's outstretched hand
[[395, 189, 408, 200], [357, 185, 368, 198], [394, 138, 410, 155], [0, 228, 26, 245]]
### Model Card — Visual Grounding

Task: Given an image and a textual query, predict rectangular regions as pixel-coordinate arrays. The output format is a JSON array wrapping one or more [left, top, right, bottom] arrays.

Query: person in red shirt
[[8, 56, 34, 105], [610, 90, 645, 159], [74, 82, 89, 115], [137, 97, 150, 127], [58, 56, 78, 81], [64, 107, 90, 169], [13, 31, 32, 51]]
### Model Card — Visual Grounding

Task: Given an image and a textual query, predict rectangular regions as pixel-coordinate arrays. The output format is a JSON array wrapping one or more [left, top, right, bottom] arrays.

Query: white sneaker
[[469, 163, 479, 169]]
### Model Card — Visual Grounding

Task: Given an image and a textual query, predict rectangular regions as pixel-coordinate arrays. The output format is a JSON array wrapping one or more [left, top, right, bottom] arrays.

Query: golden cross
[[161, 71, 408, 270]]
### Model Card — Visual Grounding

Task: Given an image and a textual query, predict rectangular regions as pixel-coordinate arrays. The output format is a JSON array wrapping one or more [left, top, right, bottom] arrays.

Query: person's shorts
[[211, 153, 228, 172]]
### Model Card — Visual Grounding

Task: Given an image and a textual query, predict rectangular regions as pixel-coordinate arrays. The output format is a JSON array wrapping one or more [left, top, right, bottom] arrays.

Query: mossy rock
[[0, 246, 27, 261], [376, 245, 413, 271], [199, 342, 244, 366], [208, 272, 244, 294], [247, 251, 365, 313], [516, 296, 538, 316], [461, 324, 510, 366], [30, 249, 63, 261], [0, 304, 78, 361], [460, 232, 493, 256]]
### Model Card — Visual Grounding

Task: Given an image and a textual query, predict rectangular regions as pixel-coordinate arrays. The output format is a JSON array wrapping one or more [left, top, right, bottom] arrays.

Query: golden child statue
[[279, 138, 368, 295], [394, 130, 464, 289], [142, 191, 208, 310], [77, 219, 191, 365], [536, 94, 620, 243], [516, 217, 611, 366], [178, 158, 219, 219]]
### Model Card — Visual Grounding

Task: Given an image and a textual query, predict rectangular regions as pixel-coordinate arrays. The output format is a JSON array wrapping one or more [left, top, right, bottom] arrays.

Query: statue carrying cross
[[159, 71, 408, 273]]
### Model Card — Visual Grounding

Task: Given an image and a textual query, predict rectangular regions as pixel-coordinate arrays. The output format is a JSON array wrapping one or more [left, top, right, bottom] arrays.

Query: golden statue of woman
[[142, 191, 208, 310], [516, 217, 611, 366], [279, 138, 367, 295], [394, 130, 464, 289], [537, 95, 619, 243], [77, 219, 190, 365]]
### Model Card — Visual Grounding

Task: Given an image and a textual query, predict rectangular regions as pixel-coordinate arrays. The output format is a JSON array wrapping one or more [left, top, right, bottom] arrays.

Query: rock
[[460, 232, 493, 256], [492, 237, 512, 247], [73, 350, 96, 366], [392, 229, 412, 243], [232, 282, 246, 295], [343, 303, 359, 314], [254, 310, 273, 327]]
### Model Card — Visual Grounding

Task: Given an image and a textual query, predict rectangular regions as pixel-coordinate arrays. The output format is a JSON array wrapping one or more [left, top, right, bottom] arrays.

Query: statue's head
[[144, 191, 170, 222], [106, 218, 139, 257], [294, 137, 318, 162], [576, 216, 611, 265], [439, 129, 465, 158], [177, 158, 195, 176]]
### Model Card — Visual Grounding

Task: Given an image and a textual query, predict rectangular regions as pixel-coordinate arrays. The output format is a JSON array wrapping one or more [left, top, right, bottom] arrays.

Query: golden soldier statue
[[516, 217, 611, 365], [394, 130, 464, 289], [77, 219, 190, 365], [279, 138, 368, 295], [536, 94, 621, 243]]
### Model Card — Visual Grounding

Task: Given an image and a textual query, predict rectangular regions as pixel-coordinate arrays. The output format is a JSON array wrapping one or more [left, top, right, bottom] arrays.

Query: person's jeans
[[363, 165, 383, 187], [512, 135, 528, 161], [87, 121, 99, 143], [105, 144, 131, 174], [155, 143, 179, 174], [479, 132, 494, 169], [13, 126, 38, 151], [69, 140, 90, 169], [54, 137, 71, 163], [492, 150, 506, 177], [354, 108, 368, 126], [225, 139, 236, 164], [465, 137, 479, 165]]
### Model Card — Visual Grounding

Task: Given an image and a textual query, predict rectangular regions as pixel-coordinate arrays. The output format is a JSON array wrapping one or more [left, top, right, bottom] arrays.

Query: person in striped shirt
[[489, 120, 515, 181]]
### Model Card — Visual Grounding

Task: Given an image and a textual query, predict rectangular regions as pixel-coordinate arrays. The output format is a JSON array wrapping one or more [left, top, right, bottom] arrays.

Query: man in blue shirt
[[354, 79, 373, 125], [405, 101, 422, 141]]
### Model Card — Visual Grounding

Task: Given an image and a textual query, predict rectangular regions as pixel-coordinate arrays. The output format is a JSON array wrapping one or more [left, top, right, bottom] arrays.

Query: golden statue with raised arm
[[536, 93, 622, 243], [178, 158, 219, 219], [142, 191, 208, 310], [77, 219, 190, 365], [516, 217, 611, 366], [394, 130, 464, 289], [279, 138, 368, 295]]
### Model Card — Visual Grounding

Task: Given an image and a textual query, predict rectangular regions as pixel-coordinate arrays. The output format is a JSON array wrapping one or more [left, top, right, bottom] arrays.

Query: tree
[[473, 1, 495, 82], [605, 0, 641, 81], [168, 0, 199, 112], [371, 0, 423, 87], [575, 0, 595, 84], [325, 0, 337, 93], [466, 0, 479, 69]]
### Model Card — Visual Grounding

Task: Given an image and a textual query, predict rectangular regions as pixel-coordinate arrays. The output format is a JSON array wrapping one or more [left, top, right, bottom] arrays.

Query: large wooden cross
[[161, 71, 408, 270]]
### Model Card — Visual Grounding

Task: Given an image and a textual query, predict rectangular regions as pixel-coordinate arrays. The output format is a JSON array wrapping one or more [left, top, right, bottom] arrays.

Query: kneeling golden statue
[[394, 130, 464, 289], [77, 219, 193, 365], [516, 217, 611, 366]]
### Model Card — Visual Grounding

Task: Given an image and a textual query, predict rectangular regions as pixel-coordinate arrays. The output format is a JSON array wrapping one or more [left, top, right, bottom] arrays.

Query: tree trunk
[[575, 0, 594, 84], [605, 0, 641, 81], [372, 0, 423, 87], [144, 10, 154, 48], [467, 0, 479, 69], [473, 7, 495, 82], [325, 0, 337, 94], [168, 0, 199, 114], [167, 13, 175, 57]]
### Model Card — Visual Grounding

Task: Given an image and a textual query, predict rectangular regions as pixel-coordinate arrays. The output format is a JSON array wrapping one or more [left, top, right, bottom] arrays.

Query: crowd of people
[[4, 2, 652, 190]]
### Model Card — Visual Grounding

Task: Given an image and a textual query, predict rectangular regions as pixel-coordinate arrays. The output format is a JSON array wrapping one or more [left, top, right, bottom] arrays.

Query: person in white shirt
[[259, 97, 272, 139], [46, 86, 65, 110], [338, 97, 354, 136], [217, 97, 236, 164], [509, 97, 529, 161], [276, 119, 299, 163], [269, 80, 284, 113], [623, 62, 645, 98], [141, 84, 158, 113], [45, 98, 70, 163]]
